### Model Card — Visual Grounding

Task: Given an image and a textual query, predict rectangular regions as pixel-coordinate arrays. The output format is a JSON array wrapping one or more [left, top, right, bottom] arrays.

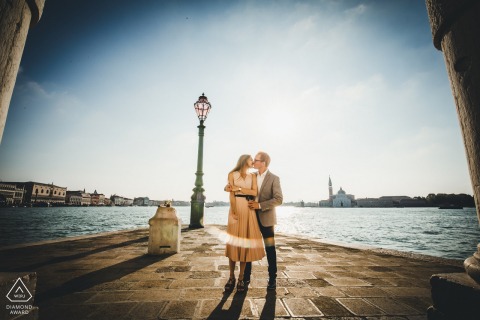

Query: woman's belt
[[234, 194, 255, 201]]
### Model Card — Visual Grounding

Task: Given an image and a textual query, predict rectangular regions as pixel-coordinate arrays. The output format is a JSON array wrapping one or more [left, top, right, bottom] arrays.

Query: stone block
[[148, 205, 181, 255], [428, 272, 480, 320]]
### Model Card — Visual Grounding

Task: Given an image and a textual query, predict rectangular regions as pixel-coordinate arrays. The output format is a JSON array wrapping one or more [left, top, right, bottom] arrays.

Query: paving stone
[[86, 291, 134, 303], [134, 280, 172, 289], [361, 277, 397, 286], [168, 278, 215, 288], [325, 277, 372, 286], [188, 271, 222, 279], [182, 287, 225, 299], [88, 302, 138, 320], [303, 278, 331, 287], [339, 287, 391, 297], [282, 298, 323, 317], [128, 289, 181, 301], [337, 297, 385, 316], [126, 301, 167, 319], [198, 297, 257, 318], [253, 296, 290, 318], [367, 297, 421, 315], [285, 287, 319, 297], [40, 303, 100, 320], [283, 271, 316, 280], [397, 296, 432, 313], [276, 278, 309, 287], [378, 287, 431, 297], [313, 286, 348, 297], [0, 225, 465, 319], [159, 300, 198, 319], [311, 296, 354, 316]]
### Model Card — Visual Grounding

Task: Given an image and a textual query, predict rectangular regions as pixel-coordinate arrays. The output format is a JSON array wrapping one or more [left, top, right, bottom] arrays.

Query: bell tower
[[328, 176, 333, 200]]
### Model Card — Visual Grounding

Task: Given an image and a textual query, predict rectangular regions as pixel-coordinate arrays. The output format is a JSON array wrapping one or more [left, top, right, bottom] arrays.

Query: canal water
[[0, 206, 478, 260]]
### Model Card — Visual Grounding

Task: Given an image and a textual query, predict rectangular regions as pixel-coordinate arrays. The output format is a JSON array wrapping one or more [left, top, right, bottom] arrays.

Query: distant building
[[111, 195, 133, 206], [319, 199, 330, 207], [65, 190, 95, 206], [399, 198, 426, 207], [149, 199, 162, 206], [91, 190, 105, 206], [103, 198, 112, 206], [23, 182, 67, 205], [356, 198, 394, 207], [111, 195, 124, 206], [123, 198, 133, 206], [0, 182, 25, 205], [134, 197, 150, 206], [81, 191, 91, 206], [332, 187, 353, 207], [66, 191, 83, 206], [319, 177, 354, 207], [356, 196, 424, 207]]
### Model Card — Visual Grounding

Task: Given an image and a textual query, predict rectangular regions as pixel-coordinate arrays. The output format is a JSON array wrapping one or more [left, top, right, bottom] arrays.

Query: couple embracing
[[224, 151, 283, 293]]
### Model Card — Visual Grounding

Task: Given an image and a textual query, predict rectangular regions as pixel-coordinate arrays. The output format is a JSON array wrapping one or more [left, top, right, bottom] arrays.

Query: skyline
[[1, 177, 473, 203], [0, 0, 473, 202]]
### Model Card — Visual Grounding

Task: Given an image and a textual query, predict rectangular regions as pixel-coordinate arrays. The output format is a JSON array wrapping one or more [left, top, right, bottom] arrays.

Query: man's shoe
[[267, 278, 276, 291]]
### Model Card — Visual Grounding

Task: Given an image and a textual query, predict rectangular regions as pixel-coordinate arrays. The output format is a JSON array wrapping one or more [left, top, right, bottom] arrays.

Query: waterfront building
[[0, 182, 25, 205], [149, 200, 162, 206], [91, 190, 105, 206], [103, 198, 112, 206], [110, 195, 133, 206], [81, 191, 91, 206], [356, 197, 394, 207], [110, 195, 124, 206], [319, 199, 331, 207], [133, 197, 150, 206], [319, 177, 355, 207], [23, 182, 67, 205], [332, 187, 353, 207], [66, 191, 82, 206], [355, 196, 425, 207]]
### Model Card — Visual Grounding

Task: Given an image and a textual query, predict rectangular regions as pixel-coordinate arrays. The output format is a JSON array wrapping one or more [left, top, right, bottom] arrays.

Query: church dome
[[338, 187, 346, 194]]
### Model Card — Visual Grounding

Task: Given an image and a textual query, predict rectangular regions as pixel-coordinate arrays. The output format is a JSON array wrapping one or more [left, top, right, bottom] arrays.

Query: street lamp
[[190, 93, 212, 229]]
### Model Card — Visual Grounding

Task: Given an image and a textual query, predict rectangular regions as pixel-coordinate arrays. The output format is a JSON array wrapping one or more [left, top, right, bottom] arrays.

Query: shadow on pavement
[[35, 253, 169, 305], [259, 290, 276, 319], [2, 236, 149, 272], [206, 289, 247, 320]]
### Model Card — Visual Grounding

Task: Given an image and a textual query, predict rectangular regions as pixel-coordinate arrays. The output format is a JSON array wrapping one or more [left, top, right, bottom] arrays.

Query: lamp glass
[[194, 94, 211, 121]]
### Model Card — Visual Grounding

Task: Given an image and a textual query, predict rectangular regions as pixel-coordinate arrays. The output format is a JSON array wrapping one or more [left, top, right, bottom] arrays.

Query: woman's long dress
[[225, 171, 265, 262]]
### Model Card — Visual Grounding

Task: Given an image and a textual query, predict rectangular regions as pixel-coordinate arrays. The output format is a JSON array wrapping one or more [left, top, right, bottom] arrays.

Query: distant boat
[[205, 205, 215, 208], [438, 204, 463, 209]]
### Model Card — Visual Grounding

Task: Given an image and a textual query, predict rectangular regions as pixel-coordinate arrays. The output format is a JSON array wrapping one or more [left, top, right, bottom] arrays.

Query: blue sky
[[0, 0, 472, 202]]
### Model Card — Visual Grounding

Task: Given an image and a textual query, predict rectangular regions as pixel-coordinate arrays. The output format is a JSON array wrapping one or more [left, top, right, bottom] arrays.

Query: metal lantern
[[194, 93, 212, 122]]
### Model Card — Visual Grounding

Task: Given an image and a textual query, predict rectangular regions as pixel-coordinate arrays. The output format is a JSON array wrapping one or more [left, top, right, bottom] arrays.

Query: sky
[[0, 0, 473, 203]]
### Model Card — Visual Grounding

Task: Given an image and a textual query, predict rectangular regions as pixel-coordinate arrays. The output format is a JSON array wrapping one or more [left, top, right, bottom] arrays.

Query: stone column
[[425, 0, 480, 319], [0, 0, 45, 143]]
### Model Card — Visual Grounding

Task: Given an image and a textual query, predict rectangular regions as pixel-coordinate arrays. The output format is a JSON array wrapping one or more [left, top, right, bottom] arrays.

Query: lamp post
[[190, 93, 212, 229]]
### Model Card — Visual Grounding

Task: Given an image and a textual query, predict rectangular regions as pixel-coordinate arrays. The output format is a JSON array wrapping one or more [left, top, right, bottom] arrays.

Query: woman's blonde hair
[[230, 154, 251, 174]]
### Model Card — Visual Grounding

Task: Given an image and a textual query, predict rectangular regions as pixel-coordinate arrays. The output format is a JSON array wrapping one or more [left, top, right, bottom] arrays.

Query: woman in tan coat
[[224, 154, 265, 292]]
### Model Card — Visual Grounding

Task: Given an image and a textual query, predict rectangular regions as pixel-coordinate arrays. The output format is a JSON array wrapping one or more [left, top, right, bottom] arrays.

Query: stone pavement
[[0, 225, 465, 320]]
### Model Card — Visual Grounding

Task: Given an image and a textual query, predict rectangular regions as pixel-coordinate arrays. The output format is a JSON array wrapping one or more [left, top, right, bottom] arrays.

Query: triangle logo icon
[[6, 278, 32, 303]]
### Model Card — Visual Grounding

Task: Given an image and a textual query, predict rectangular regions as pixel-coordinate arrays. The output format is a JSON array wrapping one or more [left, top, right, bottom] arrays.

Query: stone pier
[[0, 226, 464, 319]]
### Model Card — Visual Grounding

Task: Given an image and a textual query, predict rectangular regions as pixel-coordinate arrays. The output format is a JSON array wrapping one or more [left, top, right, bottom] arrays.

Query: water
[[0, 206, 479, 260]]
